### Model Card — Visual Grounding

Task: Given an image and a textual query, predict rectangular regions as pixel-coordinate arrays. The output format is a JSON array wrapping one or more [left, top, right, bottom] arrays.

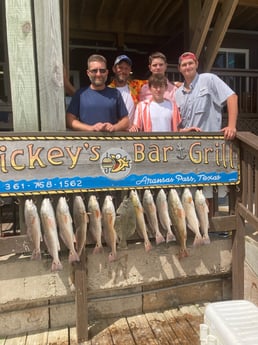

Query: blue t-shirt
[[67, 86, 128, 125]]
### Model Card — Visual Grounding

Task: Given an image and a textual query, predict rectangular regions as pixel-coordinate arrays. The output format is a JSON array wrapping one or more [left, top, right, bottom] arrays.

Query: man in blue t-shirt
[[66, 54, 129, 132]]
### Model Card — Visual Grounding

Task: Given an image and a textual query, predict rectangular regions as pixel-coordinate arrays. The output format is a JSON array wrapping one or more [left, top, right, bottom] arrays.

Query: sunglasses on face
[[89, 68, 107, 74]]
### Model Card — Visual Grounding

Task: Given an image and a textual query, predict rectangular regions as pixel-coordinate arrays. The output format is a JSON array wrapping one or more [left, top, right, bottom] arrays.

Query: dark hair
[[148, 74, 168, 88], [87, 54, 107, 69], [149, 51, 167, 64]]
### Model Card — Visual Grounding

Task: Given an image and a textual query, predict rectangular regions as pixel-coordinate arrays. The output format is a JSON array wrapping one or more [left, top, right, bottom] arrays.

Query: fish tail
[[202, 234, 211, 245], [68, 250, 80, 263], [108, 251, 117, 262], [31, 249, 41, 260], [93, 244, 103, 254], [144, 240, 152, 252], [193, 234, 204, 247], [156, 232, 165, 245], [166, 232, 176, 243], [68, 272, 76, 292], [178, 247, 189, 260], [118, 240, 128, 250], [51, 260, 63, 272]]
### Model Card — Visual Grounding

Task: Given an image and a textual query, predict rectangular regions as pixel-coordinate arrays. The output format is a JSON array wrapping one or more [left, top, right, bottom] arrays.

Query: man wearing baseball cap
[[175, 51, 238, 140], [109, 54, 147, 126], [175, 51, 238, 225]]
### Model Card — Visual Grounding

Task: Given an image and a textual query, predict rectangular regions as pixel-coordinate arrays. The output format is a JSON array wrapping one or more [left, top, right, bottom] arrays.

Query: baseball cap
[[114, 55, 132, 66], [178, 52, 198, 65]]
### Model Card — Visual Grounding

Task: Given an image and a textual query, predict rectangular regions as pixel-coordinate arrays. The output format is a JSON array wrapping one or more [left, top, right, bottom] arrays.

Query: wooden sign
[[0, 132, 240, 196]]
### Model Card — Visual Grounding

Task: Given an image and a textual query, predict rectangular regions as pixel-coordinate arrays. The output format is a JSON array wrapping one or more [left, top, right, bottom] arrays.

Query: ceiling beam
[[190, 0, 219, 58], [184, 0, 201, 49], [203, 0, 239, 72], [145, 0, 164, 27], [238, 0, 258, 7]]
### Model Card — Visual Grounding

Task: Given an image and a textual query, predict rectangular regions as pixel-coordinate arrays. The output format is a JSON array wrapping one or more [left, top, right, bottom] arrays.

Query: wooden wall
[[5, 0, 65, 132]]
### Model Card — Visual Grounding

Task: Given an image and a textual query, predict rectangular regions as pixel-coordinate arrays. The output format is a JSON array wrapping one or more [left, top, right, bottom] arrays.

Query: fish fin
[[192, 234, 204, 247], [31, 249, 41, 260], [177, 208, 185, 218], [178, 248, 189, 260], [202, 234, 211, 245], [108, 251, 117, 262], [93, 244, 103, 254], [95, 209, 101, 219], [156, 233, 165, 245], [166, 232, 176, 243], [51, 260, 63, 272], [68, 250, 80, 263], [144, 240, 152, 252]]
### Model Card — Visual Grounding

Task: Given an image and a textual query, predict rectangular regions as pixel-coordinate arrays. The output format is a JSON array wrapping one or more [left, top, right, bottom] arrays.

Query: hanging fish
[[194, 189, 210, 245], [156, 189, 176, 243], [88, 195, 103, 254], [143, 189, 165, 245], [56, 196, 80, 263], [168, 189, 188, 259], [102, 195, 117, 262], [130, 190, 152, 252], [181, 188, 203, 246], [24, 199, 43, 260], [114, 196, 136, 249], [73, 195, 88, 257], [40, 198, 63, 271]]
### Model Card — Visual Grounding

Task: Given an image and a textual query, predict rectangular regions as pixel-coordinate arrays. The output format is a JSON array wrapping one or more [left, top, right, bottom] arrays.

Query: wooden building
[[1, 1, 258, 343], [1, 0, 258, 132]]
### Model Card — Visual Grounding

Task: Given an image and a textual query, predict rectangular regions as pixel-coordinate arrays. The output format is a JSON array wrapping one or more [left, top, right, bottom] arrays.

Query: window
[[213, 48, 249, 69]]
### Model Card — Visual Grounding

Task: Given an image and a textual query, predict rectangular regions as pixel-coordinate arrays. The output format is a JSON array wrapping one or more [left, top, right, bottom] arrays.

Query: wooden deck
[[0, 303, 205, 345]]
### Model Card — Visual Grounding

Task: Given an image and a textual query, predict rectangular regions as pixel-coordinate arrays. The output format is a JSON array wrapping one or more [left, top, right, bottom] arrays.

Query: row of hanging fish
[[24, 187, 210, 271], [24, 196, 88, 272]]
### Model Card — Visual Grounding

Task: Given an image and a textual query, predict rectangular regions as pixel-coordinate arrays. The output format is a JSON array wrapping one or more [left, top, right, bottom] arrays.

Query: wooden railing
[[232, 132, 258, 298]]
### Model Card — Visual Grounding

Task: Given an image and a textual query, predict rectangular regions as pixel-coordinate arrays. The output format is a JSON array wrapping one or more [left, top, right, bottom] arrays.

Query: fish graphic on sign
[[101, 148, 131, 180]]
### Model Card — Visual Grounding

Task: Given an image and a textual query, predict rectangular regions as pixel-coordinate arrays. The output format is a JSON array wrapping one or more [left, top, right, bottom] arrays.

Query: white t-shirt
[[116, 85, 135, 125], [150, 100, 172, 131]]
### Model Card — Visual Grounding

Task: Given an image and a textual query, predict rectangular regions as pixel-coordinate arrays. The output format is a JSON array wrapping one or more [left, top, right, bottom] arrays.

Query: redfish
[[40, 198, 63, 271], [194, 189, 210, 244], [156, 189, 176, 243], [102, 195, 117, 262], [130, 190, 152, 252], [73, 195, 88, 257], [24, 199, 42, 260], [143, 189, 165, 245], [181, 188, 203, 246], [56, 196, 80, 263], [168, 189, 188, 259], [88, 195, 103, 254]]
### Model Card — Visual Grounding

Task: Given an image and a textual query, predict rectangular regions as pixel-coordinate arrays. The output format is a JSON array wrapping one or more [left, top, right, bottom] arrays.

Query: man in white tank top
[[109, 55, 147, 126]]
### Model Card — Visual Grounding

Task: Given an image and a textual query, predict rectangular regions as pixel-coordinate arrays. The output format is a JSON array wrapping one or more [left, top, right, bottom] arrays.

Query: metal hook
[[235, 185, 241, 192]]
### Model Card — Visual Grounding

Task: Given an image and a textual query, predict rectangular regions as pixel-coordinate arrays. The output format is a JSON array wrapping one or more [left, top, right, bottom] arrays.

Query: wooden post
[[232, 203, 245, 299], [75, 247, 88, 342]]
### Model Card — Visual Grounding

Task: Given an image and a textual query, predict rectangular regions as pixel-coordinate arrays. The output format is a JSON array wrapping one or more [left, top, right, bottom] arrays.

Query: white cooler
[[200, 300, 258, 345]]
